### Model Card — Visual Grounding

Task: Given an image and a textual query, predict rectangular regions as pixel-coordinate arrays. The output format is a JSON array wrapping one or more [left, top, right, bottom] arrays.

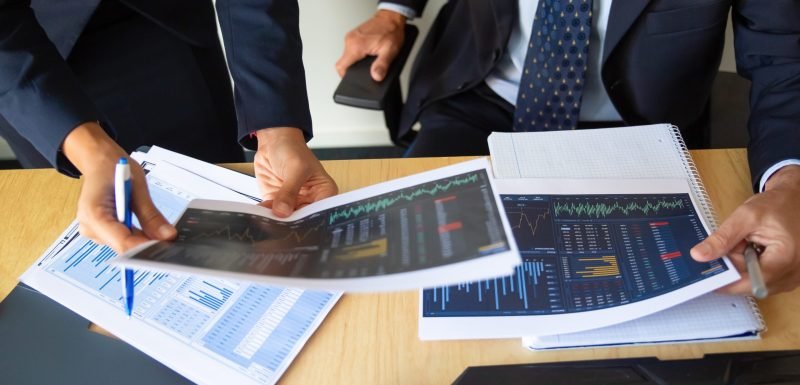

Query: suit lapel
[[603, 0, 651, 64]]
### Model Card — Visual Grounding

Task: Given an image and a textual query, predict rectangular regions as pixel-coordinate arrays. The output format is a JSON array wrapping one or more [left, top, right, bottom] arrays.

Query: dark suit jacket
[[0, 0, 311, 172], [384, 0, 800, 187]]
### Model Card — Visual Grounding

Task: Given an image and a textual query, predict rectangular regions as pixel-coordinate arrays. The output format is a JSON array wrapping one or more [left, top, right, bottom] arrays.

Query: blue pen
[[115, 158, 134, 317]]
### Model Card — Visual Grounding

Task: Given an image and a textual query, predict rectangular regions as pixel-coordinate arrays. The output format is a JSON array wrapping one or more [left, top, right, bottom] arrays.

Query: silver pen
[[744, 242, 768, 299]]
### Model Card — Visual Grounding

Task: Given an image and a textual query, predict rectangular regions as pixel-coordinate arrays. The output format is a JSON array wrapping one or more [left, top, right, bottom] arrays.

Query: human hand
[[62, 122, 176, 253], [253, 127, 338, 217], [691, 165, 800, 295], [335, 9, 407, 81]]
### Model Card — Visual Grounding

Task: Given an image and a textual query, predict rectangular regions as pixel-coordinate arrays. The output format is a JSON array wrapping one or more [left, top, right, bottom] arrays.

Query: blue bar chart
[[38, 173, 338, 384]]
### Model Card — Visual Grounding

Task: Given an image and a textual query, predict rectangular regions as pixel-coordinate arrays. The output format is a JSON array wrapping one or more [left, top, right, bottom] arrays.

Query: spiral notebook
[[488, 124, 765, 350]]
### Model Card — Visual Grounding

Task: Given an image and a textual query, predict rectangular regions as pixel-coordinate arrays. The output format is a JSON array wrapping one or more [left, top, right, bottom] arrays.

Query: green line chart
[[553, 197, 688, 219], [327, 172, 481, 224]]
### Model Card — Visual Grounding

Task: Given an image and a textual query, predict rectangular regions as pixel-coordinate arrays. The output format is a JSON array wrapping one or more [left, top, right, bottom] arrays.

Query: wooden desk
[[1, 150, 798, 385]]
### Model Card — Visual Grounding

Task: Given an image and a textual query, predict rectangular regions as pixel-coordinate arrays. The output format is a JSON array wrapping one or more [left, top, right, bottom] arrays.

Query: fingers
[[336, 12, 406, 80], [713, 242, 747, 295], [371, 40, 401, 81], [78, 208, 152, 254], [270, 166, 306, 218], [129, 163, 176, 241], [691, 207, 753, 262], [253, 127, 339, 217], [335, 43, 366, 78]]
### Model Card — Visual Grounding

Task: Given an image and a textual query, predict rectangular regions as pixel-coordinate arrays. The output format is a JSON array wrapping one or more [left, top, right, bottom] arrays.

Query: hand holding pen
[[691, 165, 800, 297], [62, 124, 176, 251], [59, 124, 177, 314]]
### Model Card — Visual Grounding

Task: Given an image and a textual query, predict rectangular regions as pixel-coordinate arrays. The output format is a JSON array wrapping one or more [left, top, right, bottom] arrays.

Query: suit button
[[609, 80, 622, 91], [456, 82, 468, 90]]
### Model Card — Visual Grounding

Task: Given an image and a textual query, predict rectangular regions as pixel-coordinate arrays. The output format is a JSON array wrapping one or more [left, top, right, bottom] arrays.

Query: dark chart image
[[423, 193, 728, 317], [131, 170, 510, 280]]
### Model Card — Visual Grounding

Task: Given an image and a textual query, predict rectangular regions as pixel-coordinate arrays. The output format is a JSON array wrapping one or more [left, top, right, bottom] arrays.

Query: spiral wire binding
[[667, 124, 766, 332]]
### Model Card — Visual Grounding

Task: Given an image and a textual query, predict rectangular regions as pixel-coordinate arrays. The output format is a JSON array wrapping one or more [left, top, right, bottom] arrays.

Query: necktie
[[513, 0, 593, 131]]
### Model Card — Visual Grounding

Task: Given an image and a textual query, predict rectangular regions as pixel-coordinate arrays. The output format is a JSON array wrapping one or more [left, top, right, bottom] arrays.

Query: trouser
[[0, 0, 243, 169], [404, 82, 708, 158]]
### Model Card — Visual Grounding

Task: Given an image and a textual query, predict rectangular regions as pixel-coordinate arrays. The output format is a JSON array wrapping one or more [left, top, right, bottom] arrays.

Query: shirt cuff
[[759, 159, 800, 192], [377, 3, 417, 19]]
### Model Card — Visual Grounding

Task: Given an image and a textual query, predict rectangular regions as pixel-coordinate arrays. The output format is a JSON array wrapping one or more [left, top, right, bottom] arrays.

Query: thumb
[[691, 213, 750, 262], [271, 170, 305, 218], [130, 167, 176, 240], [370, 58, 389, 82]]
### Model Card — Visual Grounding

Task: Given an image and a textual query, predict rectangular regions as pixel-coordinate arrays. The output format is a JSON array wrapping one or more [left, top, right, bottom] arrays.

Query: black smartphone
[[333, 24, 419, 110]]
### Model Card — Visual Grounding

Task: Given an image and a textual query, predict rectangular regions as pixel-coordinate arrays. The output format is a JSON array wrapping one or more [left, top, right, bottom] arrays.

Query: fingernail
[[158, 224, 176, 239], [693, 242, 711, 257], [373, 69, 385, 80], [274, 202, 292, 216]]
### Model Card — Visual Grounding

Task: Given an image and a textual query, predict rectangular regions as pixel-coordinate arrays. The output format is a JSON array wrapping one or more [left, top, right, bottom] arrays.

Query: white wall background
[[0, 3, 738, 159], [298, 0, 447, 148]]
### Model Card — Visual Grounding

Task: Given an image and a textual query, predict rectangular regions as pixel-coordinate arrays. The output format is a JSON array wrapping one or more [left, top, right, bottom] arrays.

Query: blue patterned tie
[[513, 0, 593, 131]]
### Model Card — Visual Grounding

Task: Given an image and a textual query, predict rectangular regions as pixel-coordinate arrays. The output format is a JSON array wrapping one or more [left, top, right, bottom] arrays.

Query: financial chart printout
[[21, 157, 339, 385], [121, 159, 518, 291], [418, 178, 739, 340]]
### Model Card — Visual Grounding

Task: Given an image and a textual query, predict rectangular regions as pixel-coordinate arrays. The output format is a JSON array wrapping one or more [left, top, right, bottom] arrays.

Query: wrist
[[764, 165, 800, 191], [375, 9, 407, 27], [255, 127, 306, 149], [62, 122, 125, 175]]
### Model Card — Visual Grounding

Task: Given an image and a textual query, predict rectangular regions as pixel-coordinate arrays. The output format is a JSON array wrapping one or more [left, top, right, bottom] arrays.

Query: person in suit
[[337, 0, 800, 295], [0, 0, 337, 252]]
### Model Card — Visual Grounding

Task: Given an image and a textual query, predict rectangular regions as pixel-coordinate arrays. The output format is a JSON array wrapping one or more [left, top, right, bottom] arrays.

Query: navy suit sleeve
[[733, 0, 800, 189], [378, 0, 428, 16], [0, 0, 99, 176], [215, 0, 312, 150]]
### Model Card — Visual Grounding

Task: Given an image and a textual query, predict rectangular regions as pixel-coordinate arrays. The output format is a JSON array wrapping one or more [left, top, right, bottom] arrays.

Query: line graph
[[502, 195, 556, 250], [185, 211, 327, 245], [327, 172, 481, 224], [553, 196, 689, 219], [189, 223, 259, 243]]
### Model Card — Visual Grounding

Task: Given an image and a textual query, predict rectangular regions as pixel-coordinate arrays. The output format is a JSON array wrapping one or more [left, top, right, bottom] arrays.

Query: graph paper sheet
[[20, 149, 340, 385], [418, 177, 739, 340]]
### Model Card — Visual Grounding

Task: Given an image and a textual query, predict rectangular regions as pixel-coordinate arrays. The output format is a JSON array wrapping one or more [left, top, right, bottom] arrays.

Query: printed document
[[20, 148, 339, 385]]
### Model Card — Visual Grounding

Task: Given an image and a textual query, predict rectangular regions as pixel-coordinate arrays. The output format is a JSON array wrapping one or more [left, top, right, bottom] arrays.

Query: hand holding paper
[[253, 127, 338, 217]]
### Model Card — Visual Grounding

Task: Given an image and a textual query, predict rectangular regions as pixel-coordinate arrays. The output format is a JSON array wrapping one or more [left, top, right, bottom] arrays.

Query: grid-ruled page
[[489, 124, 688, 180]]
